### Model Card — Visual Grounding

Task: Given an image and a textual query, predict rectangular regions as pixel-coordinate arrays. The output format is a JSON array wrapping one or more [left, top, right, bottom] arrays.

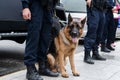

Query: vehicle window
[[60, 0, 86, 12], [117, 0, 120, 4]]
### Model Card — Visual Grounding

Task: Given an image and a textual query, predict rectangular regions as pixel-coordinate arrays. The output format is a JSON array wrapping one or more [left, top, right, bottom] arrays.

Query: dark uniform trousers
[[84, 6, 105, 52], [101, 10, 115, 45], [24, 0, 53, 65]]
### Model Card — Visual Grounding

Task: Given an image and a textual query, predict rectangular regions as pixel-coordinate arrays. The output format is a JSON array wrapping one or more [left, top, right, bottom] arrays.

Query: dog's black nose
[[71, 31, 78, 37]]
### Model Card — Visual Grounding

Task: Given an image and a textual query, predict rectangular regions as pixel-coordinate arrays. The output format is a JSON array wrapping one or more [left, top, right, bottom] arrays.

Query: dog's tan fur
[[47, 14, 86, 78]]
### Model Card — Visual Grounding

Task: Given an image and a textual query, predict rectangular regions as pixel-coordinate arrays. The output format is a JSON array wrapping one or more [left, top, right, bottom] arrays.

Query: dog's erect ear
[[68, 13, 73, 24], [81, 17, 86, 28]]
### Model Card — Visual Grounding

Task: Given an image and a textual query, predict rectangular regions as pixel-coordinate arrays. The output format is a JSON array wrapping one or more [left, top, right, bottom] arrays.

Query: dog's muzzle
[[70, 31, 79, 43]]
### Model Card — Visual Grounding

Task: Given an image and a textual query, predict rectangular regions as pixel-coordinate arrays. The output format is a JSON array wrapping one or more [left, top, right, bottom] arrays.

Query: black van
[[0, 0, 66, 43]]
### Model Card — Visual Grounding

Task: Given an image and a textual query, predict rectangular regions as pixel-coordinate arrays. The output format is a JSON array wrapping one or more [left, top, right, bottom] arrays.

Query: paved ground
[[1, 41, 120, 80]]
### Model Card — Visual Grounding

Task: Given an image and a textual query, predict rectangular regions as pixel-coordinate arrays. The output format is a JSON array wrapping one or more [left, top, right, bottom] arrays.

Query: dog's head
[[65, 14, 86, 43]]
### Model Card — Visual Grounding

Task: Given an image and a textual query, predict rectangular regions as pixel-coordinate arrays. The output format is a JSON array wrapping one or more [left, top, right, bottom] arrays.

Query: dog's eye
[[69, 25, 74, 29], [76, 24, 80, 29]]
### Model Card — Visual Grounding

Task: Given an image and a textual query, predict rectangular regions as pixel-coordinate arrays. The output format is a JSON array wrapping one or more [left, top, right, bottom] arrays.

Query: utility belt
[[93, 5, 105, 11]]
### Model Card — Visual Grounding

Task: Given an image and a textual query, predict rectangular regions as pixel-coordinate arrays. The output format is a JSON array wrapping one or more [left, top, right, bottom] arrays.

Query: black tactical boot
[[26, 65, 43, 80], [107, 45, 115, 51], [101, 44, 111, 53], [92, 51, 106, 60], [84, 51, 94, 64], [38, 61, 59, 77]]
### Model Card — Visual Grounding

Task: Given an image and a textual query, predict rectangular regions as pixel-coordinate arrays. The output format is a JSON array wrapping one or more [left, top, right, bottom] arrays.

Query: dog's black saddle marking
[[48, 16, 66, 57]]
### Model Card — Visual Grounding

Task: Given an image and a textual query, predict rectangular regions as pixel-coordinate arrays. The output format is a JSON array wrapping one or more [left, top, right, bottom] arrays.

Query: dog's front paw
[[61, 72, 69, 78], [73, 71, 80, 76]]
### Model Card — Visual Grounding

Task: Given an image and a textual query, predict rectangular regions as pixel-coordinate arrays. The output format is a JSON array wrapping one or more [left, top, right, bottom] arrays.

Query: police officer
[[84, 0, 114, 64], [21, 0, 59, 80], [101, 0, 116, 52]]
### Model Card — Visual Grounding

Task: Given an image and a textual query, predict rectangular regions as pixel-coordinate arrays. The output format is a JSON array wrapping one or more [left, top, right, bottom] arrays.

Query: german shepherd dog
[[47, 14, 86, 78]]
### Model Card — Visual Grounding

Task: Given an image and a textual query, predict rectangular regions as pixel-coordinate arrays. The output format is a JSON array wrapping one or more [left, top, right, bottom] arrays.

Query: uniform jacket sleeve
[[21, 0, 29, 9], [105, 0, 114, 9]]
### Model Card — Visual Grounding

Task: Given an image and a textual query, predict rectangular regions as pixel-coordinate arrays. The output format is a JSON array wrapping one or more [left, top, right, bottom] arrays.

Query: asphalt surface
[[0, 40, 120, 80]]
